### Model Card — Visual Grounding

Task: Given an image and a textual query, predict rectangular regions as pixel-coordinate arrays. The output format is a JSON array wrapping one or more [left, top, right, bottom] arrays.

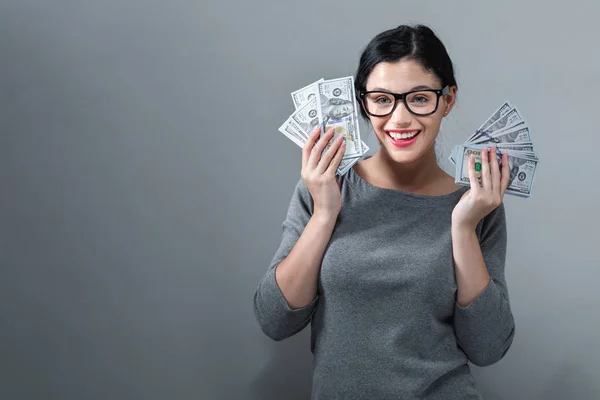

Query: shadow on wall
[[475, 358, 600, 400], [477, 386, 505, 400], [535, 360, 599, 400], [249, 333, 313, 400]]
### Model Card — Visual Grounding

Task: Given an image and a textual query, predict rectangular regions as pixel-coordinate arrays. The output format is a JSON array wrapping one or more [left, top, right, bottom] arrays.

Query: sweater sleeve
[[253, 178, 319, 341], [453, 202, 516, 367]]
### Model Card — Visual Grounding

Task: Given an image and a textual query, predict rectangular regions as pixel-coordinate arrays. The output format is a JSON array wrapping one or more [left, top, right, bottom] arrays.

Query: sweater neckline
[[345, 160, 469, 207]]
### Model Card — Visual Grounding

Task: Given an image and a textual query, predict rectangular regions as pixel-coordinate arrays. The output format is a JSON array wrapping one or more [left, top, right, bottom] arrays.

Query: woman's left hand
[[452, 146, 510, 231]]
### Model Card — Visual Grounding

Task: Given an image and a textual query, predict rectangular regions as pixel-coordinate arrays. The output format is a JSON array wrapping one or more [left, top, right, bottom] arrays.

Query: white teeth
[[389, 131, 418, 140]]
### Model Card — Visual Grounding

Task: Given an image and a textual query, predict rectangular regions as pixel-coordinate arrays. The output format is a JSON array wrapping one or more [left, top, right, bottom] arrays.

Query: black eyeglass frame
[[358, 85, 450, 117]]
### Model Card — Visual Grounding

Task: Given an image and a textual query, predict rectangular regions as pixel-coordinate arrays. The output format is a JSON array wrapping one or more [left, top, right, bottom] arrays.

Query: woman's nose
[[390, 102, 412, 126]]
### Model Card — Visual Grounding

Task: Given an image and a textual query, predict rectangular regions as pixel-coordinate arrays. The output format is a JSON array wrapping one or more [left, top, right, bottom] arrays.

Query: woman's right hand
[[301, 126, 347, 220]]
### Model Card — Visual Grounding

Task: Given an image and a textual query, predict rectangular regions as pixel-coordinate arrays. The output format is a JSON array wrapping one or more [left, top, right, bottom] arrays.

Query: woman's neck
[[358, 148, 456, 195]]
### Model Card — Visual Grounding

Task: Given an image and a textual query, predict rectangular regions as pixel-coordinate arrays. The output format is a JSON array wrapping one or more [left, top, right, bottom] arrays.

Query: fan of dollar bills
[[449, 102, 539, 198], [278, 76, 369, 176]]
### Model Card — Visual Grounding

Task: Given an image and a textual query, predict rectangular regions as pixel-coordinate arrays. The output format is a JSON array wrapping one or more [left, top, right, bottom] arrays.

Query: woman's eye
[[375, 97, 391, 104], [412, 96, 429, 104]]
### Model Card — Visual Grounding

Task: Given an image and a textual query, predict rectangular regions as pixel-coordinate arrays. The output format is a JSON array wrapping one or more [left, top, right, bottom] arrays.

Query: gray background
[[1, 1, 598, 399]]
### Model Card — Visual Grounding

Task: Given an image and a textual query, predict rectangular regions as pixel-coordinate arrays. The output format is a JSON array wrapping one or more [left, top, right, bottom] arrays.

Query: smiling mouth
[[386, 130, 421, 140]]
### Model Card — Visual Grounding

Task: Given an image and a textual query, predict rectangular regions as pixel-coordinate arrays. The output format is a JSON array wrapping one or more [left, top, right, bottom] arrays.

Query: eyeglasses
[[358, 86, 449, 117]]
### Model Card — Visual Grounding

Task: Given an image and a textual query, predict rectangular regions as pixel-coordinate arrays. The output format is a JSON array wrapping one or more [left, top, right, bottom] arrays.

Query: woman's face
[[364, 59, 456, 166]]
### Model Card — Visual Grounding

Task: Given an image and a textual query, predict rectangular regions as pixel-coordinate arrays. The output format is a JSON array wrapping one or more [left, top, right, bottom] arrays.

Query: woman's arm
[[253, 179, 338, 341], [274, 211, 337, 309], [450, 147, 516, 366], [451, 204, 515, 367], [452, 225, 492, 308], [254, 127, 346, 341]]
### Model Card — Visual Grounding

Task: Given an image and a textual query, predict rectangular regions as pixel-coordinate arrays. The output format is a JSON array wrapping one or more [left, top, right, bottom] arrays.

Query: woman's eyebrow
[[369, 85, 434, 92]]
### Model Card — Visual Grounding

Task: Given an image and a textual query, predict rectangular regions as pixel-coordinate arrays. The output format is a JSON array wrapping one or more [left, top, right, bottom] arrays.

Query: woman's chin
[[382, 144, 434, 167], [381, 143, 419, 161]]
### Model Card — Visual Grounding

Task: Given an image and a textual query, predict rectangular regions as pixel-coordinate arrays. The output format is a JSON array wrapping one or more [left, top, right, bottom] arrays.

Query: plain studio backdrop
[[1, 1, 599, 399]]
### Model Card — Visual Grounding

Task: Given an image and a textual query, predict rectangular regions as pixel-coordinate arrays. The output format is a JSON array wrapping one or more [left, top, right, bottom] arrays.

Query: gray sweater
[[253, 165, 515, 399]]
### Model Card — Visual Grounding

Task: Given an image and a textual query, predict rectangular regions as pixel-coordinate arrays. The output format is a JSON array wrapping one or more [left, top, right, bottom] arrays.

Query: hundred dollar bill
[[472, 124, 533, 146], [337, 140, 370, 176], [476, 120, 527, 144], [466, 101, 513, 143], [500, 153, 538, 198], [468, 142, 535, 152], [278, 117, 307, 148], [291, 78, 324, 109], [315, 76, 363, 158], [291, 97, 321, 140], [460, 143, 537, 160], [337, 155, 362, 176], [469, 107, 523, 143], [279, 115, 310, 141], [479, 101, 513, 131], [454, 146, 538, 198], [493, 120, 526, 134], [332, 139, 369, 176]]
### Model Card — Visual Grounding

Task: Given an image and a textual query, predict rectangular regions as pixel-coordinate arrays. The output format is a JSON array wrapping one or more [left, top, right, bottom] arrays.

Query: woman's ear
[[443, 86, 458, 116]]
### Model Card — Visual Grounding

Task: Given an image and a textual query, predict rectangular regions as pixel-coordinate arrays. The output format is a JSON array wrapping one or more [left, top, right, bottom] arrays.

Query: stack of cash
[[449, 102, 539, 198], [278, 77, 369, 176]]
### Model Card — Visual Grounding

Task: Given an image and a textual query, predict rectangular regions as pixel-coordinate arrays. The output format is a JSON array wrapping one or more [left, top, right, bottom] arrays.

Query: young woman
[[253, 24, 515, 399]]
